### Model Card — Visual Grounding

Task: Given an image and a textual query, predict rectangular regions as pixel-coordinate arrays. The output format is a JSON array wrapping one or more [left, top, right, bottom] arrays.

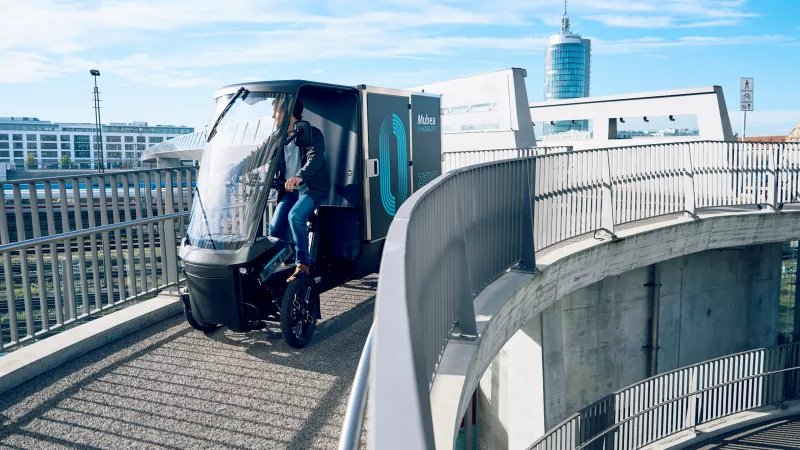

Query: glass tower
[[543, 2, 591, 136]]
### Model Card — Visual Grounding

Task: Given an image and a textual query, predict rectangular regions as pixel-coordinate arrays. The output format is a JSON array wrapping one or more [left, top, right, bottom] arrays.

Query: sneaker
[[287, 263, 310, 283]]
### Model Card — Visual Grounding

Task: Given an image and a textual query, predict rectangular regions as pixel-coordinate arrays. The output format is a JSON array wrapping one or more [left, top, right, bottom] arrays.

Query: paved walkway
[[0, 275, 376, 450], [686, 414, 800, 450]]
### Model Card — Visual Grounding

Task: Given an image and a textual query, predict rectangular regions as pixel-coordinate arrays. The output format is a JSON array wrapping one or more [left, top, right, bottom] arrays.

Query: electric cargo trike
[[179, 80, 442, 348]]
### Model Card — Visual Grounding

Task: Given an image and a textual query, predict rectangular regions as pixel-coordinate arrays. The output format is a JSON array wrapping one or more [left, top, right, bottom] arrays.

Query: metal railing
[[340, 140, 800, 449], [442, 146, 571, 173], [0, 167, 197, 350], [529, 342, 800, 450], [338, 324, 374, 450]]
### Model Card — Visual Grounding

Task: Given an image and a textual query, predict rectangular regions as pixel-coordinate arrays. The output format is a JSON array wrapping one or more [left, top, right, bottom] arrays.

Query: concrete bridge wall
[[476, 242, 783, 450]]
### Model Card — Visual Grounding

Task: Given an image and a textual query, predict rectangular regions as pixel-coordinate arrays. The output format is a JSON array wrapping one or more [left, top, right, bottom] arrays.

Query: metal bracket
[[511, 259, 537, 274], [757, 203, 782, 212], [593, 228, 617, 241], [684, 211, 700, 220], [452, 321, 478, 340]]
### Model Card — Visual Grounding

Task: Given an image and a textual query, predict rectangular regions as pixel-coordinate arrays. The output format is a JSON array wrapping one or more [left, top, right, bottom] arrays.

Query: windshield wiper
[[206, 87, 249, 142], [193, 186, 217, 250]]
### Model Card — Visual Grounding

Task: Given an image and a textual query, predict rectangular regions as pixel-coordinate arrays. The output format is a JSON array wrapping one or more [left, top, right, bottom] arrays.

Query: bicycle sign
[[740, 77, 754, 111]]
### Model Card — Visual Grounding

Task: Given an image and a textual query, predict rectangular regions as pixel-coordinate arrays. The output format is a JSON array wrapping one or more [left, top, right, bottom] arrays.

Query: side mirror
[[293, 120, 313, 147]]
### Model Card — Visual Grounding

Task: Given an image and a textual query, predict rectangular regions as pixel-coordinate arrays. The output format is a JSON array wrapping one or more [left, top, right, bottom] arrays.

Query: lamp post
[[90, 69, 105, 173]]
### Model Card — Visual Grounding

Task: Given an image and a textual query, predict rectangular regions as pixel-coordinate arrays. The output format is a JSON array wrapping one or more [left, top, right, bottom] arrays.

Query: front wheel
[[183, 301, 220, 332], [280, 277, 319, 348]]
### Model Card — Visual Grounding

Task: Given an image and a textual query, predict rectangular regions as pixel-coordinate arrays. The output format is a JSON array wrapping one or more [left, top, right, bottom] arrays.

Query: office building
[[542, 1, 591, 137], [0, 117, 194, 169]]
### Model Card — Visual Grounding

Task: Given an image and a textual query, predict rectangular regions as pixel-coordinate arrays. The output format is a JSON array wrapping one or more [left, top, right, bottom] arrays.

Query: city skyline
[[0, 0, 798, 137], [0, 116, 194, 169]]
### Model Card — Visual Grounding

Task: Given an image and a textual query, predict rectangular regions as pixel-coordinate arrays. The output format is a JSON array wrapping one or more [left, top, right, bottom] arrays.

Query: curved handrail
[[338, 323, 374, 450], [529, 342, 800, 450], [345, 140, 800, 448]]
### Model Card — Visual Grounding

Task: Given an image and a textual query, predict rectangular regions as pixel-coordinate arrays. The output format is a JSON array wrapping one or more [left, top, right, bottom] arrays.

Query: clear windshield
[[187, 91, 293, 250]]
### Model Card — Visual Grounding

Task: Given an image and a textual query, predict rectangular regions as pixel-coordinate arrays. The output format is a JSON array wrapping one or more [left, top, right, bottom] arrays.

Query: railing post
[[163, 170, 180, 292], [604, 394, 616, 450], [682, 143, 698, 218], [600, 149, 617, 239], [688, 366, 699, 433], [767, 143, 780, 210], [518, 158, 536, 271], [61, 256, 76, 322], [454, 172, 478, 338], [776, 346, 788, 407]]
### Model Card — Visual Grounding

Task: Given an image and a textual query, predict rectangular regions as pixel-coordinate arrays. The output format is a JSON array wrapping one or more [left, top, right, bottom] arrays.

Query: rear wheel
[[183, 300, 220, 332], [280, 277, 319, 348]]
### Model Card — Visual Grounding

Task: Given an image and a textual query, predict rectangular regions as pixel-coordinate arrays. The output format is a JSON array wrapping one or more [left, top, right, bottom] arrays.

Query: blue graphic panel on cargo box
[[366, 93, 410, 240]]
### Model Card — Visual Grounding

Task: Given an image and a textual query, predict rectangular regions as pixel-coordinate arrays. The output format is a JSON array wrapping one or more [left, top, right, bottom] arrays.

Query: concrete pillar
[[156, 157, 181, 168], [477, 315, 546, 449], [607, 118, 618, 140], [541, 302, 566, 430]]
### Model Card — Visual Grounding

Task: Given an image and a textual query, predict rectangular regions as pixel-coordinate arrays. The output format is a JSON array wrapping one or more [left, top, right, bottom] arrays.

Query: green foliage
[[59, 153, 72, 169], [24, 153, 36, 169]]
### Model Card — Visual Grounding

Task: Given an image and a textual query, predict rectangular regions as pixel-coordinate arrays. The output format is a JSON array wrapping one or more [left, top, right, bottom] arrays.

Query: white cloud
[[0, 0, 537, 85], [0, 50, 79, 82], [0, 0, 786, 87], [583, 0, 758, 28], [592, 35, 796, 55]]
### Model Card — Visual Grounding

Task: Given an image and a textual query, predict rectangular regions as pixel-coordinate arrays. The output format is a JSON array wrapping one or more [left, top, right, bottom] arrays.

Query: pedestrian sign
[[740, 77, 754, 112]]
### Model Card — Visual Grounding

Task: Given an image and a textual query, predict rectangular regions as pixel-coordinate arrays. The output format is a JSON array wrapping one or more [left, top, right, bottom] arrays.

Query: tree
[[59, 153, 72, 169], [24, 153, 36, 169]]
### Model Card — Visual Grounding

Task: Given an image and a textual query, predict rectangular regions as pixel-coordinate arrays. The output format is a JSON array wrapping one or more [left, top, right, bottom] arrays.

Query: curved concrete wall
[[435, 211, 800, 448], [478, 241, 783, 448]]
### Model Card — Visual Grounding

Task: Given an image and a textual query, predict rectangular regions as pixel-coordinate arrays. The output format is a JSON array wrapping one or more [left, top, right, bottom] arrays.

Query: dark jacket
[[275, 126, 331, 205]]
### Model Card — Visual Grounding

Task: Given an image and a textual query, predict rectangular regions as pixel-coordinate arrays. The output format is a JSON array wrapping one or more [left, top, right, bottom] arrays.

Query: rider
[[271, 99, 331, 282]]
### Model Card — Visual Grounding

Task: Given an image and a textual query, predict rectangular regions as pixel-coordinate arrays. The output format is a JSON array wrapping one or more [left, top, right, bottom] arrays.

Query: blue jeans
[[269, 190, 317, 266]]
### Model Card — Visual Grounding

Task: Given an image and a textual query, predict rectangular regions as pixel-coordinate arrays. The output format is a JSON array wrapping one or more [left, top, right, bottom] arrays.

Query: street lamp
[[90, 69, 105, 173]]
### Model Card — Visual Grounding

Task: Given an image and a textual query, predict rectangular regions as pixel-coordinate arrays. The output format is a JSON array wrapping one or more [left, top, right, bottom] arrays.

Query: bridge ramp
[[685, 414, 800, 449], [0, 275, 376, 449]]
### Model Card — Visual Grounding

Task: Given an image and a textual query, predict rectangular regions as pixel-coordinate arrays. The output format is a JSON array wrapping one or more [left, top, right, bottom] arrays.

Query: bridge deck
[[0, 275, 376, 450], [686, 414, 800, 450]]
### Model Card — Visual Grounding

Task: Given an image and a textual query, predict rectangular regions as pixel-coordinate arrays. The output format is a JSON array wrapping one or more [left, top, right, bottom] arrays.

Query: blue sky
[[1, 0, 798, 136]]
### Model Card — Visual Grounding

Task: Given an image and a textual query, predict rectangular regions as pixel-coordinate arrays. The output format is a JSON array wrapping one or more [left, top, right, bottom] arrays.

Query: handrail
[[6, 165, 198, 185], [573, 366, 800, 450], [529, 341, 800, 450], [358, 140, 800, 449], [338, 323, 375, 450], [0, 167, 200, 351], [0, 211, 189, 253]]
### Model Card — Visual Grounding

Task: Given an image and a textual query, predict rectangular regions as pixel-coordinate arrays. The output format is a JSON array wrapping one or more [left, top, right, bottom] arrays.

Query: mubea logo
[[416, 114, 437, 133], [379, 114, 408, 216]]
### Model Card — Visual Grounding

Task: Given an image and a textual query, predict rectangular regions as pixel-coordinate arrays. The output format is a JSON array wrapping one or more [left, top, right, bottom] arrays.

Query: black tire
[[280, 277, 319, 348], [184, 302, 219, 332]]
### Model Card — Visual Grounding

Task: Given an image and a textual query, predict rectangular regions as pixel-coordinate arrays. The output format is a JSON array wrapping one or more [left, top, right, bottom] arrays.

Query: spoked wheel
[[280, 277, 319, 348]]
